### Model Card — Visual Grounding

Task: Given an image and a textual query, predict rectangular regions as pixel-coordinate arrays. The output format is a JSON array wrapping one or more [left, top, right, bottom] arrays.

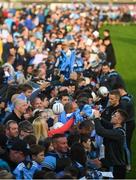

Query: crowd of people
[[0, 3, 135, 179]]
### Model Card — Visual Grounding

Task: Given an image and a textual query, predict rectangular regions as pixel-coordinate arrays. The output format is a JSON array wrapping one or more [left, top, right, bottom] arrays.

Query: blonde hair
[[32, 116, 48, 143]]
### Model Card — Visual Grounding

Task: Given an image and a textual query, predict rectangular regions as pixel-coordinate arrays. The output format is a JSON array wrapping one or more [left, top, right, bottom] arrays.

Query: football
[[52, 102, 64, 115]]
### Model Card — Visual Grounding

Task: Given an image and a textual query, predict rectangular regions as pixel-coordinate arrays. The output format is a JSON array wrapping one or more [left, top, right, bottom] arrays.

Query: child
[[30, 144, 45, 169], [17, 83, 33, 103], [15, 63, 26, 84]]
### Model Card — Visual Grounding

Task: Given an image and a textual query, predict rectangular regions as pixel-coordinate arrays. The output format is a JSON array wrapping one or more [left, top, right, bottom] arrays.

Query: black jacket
[[4, 111, 23, 124], [100, 71, 125, 91], [94, 119, 126, 167], [120, 94, 135, 122], [106, 43, 116, 69], [101, 104, 121, 122]]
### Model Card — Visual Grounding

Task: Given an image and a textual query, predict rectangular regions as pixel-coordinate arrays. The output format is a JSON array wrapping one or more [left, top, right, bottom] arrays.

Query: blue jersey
[[13, 161, 41, 180]]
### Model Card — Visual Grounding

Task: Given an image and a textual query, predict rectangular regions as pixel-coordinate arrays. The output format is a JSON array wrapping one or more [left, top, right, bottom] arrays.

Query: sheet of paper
[[101, 171, 114, 178]]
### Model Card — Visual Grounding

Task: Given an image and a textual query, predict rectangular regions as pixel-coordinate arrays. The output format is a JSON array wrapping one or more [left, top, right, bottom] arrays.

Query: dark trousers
[[113, 165, 126, 179], [123, 121, 135, 166], [126, 121, 135, 152]]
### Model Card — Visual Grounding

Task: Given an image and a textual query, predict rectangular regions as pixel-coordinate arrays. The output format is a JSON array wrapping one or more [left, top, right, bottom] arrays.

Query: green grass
[[100, 24, 136, 178]]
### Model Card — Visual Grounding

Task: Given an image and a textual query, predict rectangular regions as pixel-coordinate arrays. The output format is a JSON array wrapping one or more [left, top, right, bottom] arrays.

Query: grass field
[[100, 24, 136, 178]]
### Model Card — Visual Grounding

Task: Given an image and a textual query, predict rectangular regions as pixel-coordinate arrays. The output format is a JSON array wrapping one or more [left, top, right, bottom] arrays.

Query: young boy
[[30, 144, 45, 169], [17, 83, 33, 103], [15, 63, 26, 84]]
